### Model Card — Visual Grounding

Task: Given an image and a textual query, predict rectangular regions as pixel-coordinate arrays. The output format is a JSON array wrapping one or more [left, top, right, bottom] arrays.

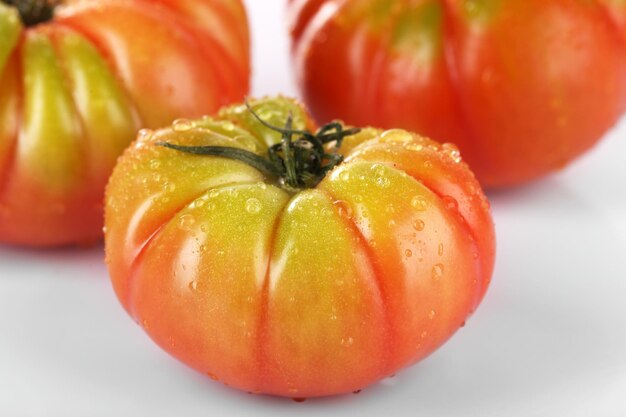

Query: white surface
[[2, 1, 626, 415]]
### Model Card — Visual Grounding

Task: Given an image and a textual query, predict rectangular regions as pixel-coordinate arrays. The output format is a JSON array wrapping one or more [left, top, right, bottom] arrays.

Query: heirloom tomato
[[289, 0, 626, 188], [0, 0, 249, 246], [105, 97, 496, 398]]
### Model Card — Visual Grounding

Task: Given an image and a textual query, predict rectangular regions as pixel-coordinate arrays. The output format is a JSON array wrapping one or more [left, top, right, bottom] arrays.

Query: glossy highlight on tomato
[[0, 0, 249, 246], [105, 97, 496, 398], [289, 0, 626, 188]]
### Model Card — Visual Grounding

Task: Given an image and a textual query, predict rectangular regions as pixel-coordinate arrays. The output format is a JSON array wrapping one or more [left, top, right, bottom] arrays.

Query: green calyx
[[158, 103, 361, 192], [2, 0, 57, 27]]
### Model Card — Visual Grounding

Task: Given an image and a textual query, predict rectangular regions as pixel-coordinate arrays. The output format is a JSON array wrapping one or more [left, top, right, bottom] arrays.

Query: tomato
[[0, 0, 249, 246], [104, 96, 495, 398], [289, 0, 626, 188]]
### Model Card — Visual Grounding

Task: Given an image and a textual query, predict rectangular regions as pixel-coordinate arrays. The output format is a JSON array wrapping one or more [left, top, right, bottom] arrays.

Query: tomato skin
[[0, 0, 249, 247], [289, 0, 626, 188], [105, 97, 495, 397]]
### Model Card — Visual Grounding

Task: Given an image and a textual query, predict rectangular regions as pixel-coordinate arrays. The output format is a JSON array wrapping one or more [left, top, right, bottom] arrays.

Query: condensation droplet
[[432, 264, 444, 281], [341, 337, 355, 347], [189, 280, 198, 291], [222, 121, 235, 131], [380, 129, 413, 143], [405, 249, 413, 258], [245, 198, 262, 214], [411, 196, 428, 211], [413, 219, 425, 231], [376, 176, 391, 188], [333, 200, 353, 219], [178, 214, 196, 231], [428, 310, 436, 320], [172, 118, 193, 132], [137, 128, 153, 142], [207, 372, 219, 381], [339, 171, 351, 181], [406, 143, 424, 152], [421, 331, 428, 339], [443, 196, 459, 211], [149, 159, 161, 169], [442, 143, 462, 163], [438, 243, 444, 256]]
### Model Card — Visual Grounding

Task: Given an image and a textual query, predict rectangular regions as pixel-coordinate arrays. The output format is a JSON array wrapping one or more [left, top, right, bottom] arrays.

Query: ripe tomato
[[0, 0, 249, 246], [105, 97, 495, 398], [289, 0, 626, 188]]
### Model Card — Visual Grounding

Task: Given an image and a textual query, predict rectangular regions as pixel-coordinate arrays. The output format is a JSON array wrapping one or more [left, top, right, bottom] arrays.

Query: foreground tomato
[[105, 97, 496, 398], [0, 0, 249, 246], [289, 0, 626, 188]]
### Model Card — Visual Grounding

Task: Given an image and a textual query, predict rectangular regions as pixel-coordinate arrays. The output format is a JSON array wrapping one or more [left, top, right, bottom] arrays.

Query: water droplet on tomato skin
[[443, 196, 459, 211], [413, 219, 425, 231], [333, 200, 353, 219], [438, 243, 444, 256], [222, 121, 235, 131], [380, 129, 413, 143], [207, 372, 219, 381], [137, 128, 153, 142], [178, 214, 196, 231], [405, 249, 413, 258], [245, 198, 262, 214], [341, 337, 355, 347], [406, 143, 424, 152], [442, 143, 463, 163], [432, 264, 444, 281], [428, 310, 436, 320], [375, 175, 391, 188], [411, 196, 428, 211], [172, 118, 194, 132]]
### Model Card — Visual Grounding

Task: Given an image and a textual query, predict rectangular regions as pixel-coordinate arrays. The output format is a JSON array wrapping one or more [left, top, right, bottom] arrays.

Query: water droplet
[[438, 243, 444, 256], [411, 196, 428, 211], [423, 161, 433, 169], [189, 280, 198, 291], [341, 337, 355, 347], [222, 121, 235, 131], [432, 264, 444, 281], [380, 129, 413, 143], [192, 199, 205, 208], [172, 118, 193, 131], [142, 319, 150, 330], [245, 198, 262, 214], [428, 310, 436, 320], [376, 176, 391, 188], [207, 372, 219, 381], [339, 171, 351, 181], [442, 143, 462, 163], [137, 128, 153, 142], [199, 244, 207, 253], [421, 331, 428, 339], [178, 214, 196, 231], [413, 219, 425, 231], [333, 200, 353, 219], [405, 249, 413, 258], [406, 143, 424, 152], [149, 159, 161, 169], [443, 196, 458, 211]]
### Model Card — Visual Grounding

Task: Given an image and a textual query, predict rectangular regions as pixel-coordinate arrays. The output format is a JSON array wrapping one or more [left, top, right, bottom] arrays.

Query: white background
[[2, 1, 626, 415]]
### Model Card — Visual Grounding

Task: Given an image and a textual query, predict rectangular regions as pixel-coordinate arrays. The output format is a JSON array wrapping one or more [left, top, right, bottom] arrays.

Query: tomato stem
[[2, 0, 58, 26], [158, 102, 360, 191]]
